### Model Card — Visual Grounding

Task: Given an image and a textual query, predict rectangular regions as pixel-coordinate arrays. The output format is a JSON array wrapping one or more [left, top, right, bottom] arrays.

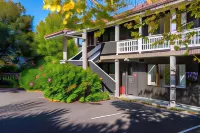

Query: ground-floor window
[[101, 63, 115, 75], [147, 64, 186, 88], [147, 64, 157, 85]]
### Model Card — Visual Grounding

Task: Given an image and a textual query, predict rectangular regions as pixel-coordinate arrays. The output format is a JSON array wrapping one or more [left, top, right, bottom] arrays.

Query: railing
[[89, 53, 115, 93], [175, 28, 200, 47], [116, 28, 200, 54], [117, 39, 138, 54], [0, 73, 19, 80], [142, 35, 170, 51]]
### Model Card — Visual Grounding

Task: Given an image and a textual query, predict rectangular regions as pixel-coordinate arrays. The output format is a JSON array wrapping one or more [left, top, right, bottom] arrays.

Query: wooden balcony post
[[138, 38, 142, 53], [82, 29, 88, 69], [115, 25, 120, 55], [138, 18, 143, 53], [169, 56, 176, 107], [63, 36, 68, 61], [115, 25, 120, 41], [115, 59, 120, 97]]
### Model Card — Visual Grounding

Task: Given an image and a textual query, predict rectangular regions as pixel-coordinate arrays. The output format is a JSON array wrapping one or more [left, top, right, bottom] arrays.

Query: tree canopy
[[34, 13, 78, 60], [0, 0, 34, 68], [43, 0, 127, 36]]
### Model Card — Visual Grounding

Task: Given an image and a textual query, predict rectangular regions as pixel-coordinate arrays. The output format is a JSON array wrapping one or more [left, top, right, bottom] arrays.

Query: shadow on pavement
[[0, 100, 200, 133], [110, 100, 200, 133]]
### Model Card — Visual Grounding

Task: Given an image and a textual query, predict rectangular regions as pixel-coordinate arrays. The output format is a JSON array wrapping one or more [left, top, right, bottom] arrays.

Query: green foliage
[[35, 13, 78, 60], [19, 61, 109, 103], [174, 45, 180, 51], [85, 92, 110, 102], [0, 0, 34, 58]]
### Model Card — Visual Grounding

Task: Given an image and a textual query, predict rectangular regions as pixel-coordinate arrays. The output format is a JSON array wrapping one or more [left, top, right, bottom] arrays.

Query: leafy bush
[[19, 60, 109, 103]]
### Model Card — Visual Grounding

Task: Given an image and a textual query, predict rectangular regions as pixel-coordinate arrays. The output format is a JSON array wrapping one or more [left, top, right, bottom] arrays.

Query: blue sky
[[13, 0, 49, 31], [12, 0, 146, 31]]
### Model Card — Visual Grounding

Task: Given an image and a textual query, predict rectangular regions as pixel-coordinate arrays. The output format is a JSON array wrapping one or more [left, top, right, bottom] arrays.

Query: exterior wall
[[101, 41, 117, 55], [120, 56, 200, 106]]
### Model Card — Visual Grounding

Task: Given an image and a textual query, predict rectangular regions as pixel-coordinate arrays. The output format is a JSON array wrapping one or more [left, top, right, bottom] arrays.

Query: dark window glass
[[109, 63, 115, 74], [102, 64, 108, 73], [128, 63, 132, 75]]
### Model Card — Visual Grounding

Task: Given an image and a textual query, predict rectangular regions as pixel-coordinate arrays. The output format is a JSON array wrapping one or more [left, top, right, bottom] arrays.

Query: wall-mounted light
[[124, 58, 129, 62]]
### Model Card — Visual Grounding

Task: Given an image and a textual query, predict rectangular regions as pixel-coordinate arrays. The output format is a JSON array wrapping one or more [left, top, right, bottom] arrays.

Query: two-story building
[[45, 0, 200, 107]]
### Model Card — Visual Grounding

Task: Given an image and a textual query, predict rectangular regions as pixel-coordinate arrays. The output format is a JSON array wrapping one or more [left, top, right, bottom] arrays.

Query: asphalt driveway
[[0, 88, 200, 133]]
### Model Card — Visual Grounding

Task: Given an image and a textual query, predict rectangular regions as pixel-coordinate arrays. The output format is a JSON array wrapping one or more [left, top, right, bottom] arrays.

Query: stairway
[[68, 44, 116, 93]]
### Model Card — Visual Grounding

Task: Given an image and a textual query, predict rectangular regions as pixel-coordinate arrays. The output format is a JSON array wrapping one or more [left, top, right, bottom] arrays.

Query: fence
[[0, 73, 19, 80]]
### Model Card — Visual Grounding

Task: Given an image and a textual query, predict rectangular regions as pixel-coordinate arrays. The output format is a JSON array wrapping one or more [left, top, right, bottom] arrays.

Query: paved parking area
[[0, 89, 200, 133]]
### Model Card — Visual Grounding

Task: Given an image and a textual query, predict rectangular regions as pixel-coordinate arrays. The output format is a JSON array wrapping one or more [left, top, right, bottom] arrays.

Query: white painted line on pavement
[[178, 125, 200, 133], [91, 112, 123, 120]]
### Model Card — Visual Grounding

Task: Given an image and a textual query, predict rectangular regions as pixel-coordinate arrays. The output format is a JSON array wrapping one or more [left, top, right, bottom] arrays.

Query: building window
[[109, 63, 115, 74], [102, 64, 108, 74], [164, 64, 170, 86], [147, 64, 186, 87], [128, 63, 133, 75], [177, 65, 186, 87], [148, 64, 157, 85]]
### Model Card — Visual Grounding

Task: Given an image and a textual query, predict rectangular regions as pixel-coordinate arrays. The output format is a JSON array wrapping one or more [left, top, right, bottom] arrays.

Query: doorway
[[127, 62, 138, 96]]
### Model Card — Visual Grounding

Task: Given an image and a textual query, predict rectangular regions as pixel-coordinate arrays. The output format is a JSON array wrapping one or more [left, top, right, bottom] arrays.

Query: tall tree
[[35, 13, 78, 60], [0, 0, 34, 60]]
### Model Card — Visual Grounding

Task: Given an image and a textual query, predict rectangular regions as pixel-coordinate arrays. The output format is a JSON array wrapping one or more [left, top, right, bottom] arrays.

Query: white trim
[[68, 50, 83, 60], [178, 125, 200, 133], [68, 60, 83, 61], [141, 48, 170, 52], [88, 44, 102, 58], [45, 33, 64, 40], [89, 52, 101, 61]]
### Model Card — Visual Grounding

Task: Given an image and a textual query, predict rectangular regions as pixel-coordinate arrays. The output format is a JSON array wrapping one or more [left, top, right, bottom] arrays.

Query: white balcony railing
[[142, 35, 169, 51], [117, 28, 200, 54], [175, 28, 200, 47], [117, 39, 138, 54]]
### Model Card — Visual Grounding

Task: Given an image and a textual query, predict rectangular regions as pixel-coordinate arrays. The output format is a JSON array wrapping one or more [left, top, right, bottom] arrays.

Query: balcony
[[116, 28, 200, 55]]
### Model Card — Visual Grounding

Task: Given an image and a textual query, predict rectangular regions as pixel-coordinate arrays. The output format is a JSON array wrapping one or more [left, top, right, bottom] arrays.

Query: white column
[[63, 36, 68, 61], [115, 25, 120, 55], [115, 59, 120, 97], [115, 25, 120, 97], [169, 56, 176, 107], [138, 18, 143, 53], [82, 29, 88, 69], [115, 25, 120, 41]]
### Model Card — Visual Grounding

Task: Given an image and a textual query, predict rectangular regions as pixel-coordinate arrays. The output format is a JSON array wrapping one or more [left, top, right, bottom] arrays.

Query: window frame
[[147, 64, 186, 88]]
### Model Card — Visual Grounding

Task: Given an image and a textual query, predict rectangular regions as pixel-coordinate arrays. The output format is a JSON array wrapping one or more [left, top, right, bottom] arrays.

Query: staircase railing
[[89, 53, 115, 93]]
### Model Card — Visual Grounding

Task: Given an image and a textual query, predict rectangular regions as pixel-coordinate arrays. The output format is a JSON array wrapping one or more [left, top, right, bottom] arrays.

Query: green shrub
[[79, 97, 85, 103], [19, 60, 109, 103]]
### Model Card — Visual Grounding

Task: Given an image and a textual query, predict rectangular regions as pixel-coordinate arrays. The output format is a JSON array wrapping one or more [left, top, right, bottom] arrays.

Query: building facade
[[45, 0, 200, 106]]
